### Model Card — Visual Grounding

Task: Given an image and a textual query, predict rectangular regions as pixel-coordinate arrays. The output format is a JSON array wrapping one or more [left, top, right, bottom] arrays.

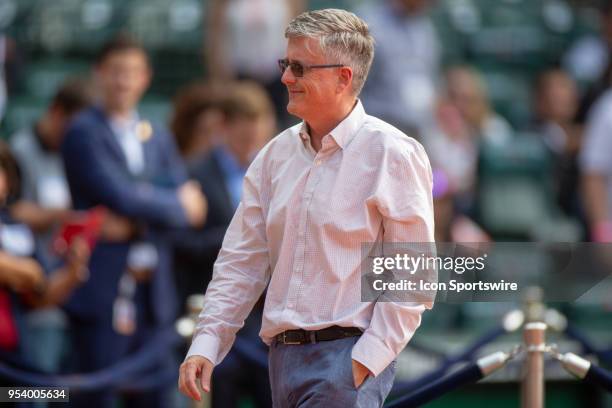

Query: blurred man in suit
[[175, 81, 274, 302], [174, 80, 274, 407], [61, 35, 206, 408], [10, 77, 93, 373]]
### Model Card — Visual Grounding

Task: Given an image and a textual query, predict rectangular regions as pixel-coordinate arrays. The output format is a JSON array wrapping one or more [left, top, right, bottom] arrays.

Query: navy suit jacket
[[61, 106, 189, 325], [174, 150, 236, 305]]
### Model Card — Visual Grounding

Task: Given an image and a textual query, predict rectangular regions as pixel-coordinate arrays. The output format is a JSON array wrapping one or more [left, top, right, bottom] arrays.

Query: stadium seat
[[122, 0, 203, 53], [430, 1, 470, 65], [71, 0, 123, 52], [139, 96, 171, 128], [165, 0, 203, 52], [2, 0, 37, 40], [125, 0, 171, 51], [23, 59, 89, 101], [449, 0, 575, 72], [24, 0, 82, 52], [149, 51, 204, 95], [477, 133, 581, 241], [479, 67, 532, 129], [5, 0, 122, 53], [2, 96, 45, 137], [0, 0, 18, 31], [126, 0, 189, 51], [308, 0, 354, 12]]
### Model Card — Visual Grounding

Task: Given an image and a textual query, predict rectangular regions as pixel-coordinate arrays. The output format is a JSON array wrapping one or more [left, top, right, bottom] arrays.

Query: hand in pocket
[[352, 359, 372, 389]]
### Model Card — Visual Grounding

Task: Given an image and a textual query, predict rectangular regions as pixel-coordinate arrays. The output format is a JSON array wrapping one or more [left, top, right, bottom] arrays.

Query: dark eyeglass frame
[[278, 58, 344, 77]]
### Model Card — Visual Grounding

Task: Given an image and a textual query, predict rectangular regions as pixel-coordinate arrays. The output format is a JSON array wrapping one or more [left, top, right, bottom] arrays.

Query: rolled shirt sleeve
[[352, 138, 435, 376], [186, 156, 271, 364]]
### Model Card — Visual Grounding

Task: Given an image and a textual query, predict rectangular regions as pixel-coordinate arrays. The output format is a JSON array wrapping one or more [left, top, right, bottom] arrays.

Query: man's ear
[[337, 66, 353, 93]]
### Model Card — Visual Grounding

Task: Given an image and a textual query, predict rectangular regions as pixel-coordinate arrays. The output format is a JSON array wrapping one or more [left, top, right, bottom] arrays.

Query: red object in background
[[52, 207, 106, 255], [0, 289, 18, 350], [592, 221, 612, 243]]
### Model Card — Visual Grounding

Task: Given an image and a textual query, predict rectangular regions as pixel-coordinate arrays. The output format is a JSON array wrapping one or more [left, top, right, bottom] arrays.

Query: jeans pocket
[[355, 374, 371, 391]]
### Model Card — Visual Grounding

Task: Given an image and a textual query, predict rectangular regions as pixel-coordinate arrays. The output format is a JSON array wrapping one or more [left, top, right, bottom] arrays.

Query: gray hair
[[285, 8, 375, 95]]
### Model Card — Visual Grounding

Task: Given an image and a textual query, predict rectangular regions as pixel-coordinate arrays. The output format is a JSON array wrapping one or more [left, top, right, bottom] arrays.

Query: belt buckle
[[282, 332, 302, 345]]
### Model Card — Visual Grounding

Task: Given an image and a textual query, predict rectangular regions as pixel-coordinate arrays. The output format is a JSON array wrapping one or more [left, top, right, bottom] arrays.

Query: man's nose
[[281, 66, 296, 85]]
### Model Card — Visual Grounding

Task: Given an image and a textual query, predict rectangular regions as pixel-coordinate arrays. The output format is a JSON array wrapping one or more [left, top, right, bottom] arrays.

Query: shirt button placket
[[287, 167, 313, 312]]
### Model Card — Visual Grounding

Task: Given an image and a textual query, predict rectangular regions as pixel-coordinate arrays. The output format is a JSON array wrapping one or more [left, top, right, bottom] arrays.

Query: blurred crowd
[[1, 0, 612, 407]]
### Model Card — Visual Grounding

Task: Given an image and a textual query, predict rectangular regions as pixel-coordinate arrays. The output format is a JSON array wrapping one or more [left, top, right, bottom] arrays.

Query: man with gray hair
[[179, 8, 434, 407]]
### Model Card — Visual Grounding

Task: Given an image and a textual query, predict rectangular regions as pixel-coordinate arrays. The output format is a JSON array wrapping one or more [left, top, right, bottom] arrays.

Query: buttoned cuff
[[185, 333, 221, 365], [351, 331, 397, 377]]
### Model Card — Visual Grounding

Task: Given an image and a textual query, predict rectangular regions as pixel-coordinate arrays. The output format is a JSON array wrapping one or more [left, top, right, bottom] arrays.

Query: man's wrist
[[351, 331, 396, 377], [351, 359, 372, 387], [186, 332, 221, 365], [352, 359, 373, 376]]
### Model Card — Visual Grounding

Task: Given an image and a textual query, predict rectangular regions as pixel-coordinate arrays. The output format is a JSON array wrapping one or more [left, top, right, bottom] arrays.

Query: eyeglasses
[[278, 58, 344, 77]]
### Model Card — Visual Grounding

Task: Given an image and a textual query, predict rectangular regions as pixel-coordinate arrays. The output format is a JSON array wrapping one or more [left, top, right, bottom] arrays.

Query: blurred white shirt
[[580, 89, 612, 219], [226, 0, 290, 82]]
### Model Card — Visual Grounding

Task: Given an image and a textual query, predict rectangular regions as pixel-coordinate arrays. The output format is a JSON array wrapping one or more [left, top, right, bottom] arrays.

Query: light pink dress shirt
[[187, 100, 435, 376]]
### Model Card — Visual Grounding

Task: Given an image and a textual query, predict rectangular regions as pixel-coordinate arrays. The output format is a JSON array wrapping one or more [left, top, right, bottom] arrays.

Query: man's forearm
[[28, 265, 86, 308], [10, 201, 70, 233]]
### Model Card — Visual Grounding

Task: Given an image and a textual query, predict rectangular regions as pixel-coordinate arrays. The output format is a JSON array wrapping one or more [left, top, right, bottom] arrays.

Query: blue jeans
[[268, 336, 396, 407]]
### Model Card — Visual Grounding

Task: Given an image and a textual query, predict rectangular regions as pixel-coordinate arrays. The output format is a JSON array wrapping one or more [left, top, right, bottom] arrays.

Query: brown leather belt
[[275, 325, 363, 345]]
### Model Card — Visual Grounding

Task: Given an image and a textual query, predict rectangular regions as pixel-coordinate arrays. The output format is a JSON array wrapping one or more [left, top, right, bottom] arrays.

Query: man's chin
[[286, 102, 302, 118], [108, 99, 138, 112]]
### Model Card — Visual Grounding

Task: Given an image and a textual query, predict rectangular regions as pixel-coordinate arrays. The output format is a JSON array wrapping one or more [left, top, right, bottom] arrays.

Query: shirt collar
[[298, 99, 366, 150], [109, 110, 140, 135]]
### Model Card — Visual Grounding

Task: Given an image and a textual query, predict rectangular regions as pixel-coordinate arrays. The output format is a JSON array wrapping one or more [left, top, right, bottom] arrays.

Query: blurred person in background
[[423, 66, 513, 215], [565, 4, 612, 124], [170, 81, 226, 162], [8, 76, 94, 374], [206, 0, 305, 127], [174, 80, 274, 407], [580, 84, 612, 243], [10, 77, 93, 274], [564, 3, 612, 92], [431, 168, 489, 243], [360, 0, 441, 137], [422, 98, 477, 201], [532, 68, 585, 224], [61, 35, 206, 408], [174, 80, 274, 307], [0, 141, 90, 369], [444, 65, 513, 147]]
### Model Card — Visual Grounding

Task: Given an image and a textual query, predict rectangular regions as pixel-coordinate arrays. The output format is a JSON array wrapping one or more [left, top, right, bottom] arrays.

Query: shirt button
[[315, 160, 322, 166]]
